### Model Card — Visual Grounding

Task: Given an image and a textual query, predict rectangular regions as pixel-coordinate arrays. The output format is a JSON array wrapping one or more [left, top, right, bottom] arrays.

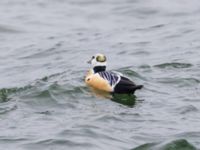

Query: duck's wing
[[98, 71, 121, 88]]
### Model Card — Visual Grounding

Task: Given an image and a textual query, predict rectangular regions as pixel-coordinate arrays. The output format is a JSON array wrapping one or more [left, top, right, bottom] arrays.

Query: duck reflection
[[90, 87, 136, 107]]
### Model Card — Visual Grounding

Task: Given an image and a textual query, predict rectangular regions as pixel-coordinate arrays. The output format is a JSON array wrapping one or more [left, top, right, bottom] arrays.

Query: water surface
[[1, 0, 200, 149]]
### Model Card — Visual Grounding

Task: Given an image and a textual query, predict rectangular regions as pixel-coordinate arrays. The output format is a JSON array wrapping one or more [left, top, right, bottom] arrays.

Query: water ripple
[[132, 139, 197, 150], [176, 105, 198, 115], [154, 62, 193, 69], [0, 24, 21, 33], [157, 77, 200, 87], [117, 67, 146, 80], [23, 138, 96, 150]]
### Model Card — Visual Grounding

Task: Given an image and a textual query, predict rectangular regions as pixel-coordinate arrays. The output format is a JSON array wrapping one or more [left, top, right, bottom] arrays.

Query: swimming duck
[[85, 53, 143, 94]]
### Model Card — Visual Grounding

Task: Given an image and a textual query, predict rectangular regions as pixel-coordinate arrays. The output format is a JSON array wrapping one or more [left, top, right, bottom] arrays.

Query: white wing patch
[[98, 71, 121, 88]]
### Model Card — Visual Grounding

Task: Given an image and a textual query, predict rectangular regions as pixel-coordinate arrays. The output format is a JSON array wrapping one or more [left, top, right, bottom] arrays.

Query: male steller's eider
[[85, 53, 143, 94]]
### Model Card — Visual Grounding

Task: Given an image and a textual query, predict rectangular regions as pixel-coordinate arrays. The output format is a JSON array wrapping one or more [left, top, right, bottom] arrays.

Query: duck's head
[[88, 53, 107, 72]]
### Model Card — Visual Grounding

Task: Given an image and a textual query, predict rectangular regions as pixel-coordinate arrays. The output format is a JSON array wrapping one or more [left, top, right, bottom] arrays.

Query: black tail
[[134, 85, 143, 90], [129, 85, 143, 94]]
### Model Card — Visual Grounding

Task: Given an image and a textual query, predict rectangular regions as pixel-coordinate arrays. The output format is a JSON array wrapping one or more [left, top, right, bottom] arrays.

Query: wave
[[154, 62, 193, 69], [0, 85, 32, 103], [156, 77, 200, 87], [22, 138, 95, 150], [0, 72, 88, 104], [0, 24, 20, 33], [117, 67, 146, 80], [176, 105, 198, 114], [132, 139, 197, 150]]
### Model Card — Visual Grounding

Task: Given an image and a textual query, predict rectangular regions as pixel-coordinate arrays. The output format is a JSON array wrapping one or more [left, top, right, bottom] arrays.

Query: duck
[[85, 53, 143, 94]]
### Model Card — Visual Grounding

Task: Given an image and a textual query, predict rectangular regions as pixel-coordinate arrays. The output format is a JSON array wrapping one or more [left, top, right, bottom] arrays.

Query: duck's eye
[[96, 55, 106, 62], [92, 56, 95, 59]]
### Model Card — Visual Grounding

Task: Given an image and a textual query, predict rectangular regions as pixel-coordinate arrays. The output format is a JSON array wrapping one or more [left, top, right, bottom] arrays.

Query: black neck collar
[[93, 66, 106, 73]]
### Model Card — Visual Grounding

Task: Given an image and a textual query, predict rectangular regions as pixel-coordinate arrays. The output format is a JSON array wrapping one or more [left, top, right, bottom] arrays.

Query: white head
[[88, 53, 107, 68]]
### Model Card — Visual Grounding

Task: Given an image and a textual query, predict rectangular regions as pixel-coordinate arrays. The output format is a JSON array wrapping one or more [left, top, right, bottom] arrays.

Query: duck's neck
[[93, 66, 106, 73]]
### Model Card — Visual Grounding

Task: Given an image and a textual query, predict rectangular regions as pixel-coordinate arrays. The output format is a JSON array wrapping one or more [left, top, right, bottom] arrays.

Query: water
[[1, 0, 200, 149]]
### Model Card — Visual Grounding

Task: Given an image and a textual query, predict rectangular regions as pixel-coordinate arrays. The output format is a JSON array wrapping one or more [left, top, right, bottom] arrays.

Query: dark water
[[1, 0, 200, 149]]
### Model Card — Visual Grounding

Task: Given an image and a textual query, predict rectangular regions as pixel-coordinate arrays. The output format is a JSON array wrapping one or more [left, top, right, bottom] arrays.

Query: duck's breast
[[85, 73, 113, 92]]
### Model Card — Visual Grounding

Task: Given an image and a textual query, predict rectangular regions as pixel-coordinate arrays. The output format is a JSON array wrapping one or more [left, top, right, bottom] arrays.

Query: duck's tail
[[134, 85, 143, 90], [129, 85, 143, 94]]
